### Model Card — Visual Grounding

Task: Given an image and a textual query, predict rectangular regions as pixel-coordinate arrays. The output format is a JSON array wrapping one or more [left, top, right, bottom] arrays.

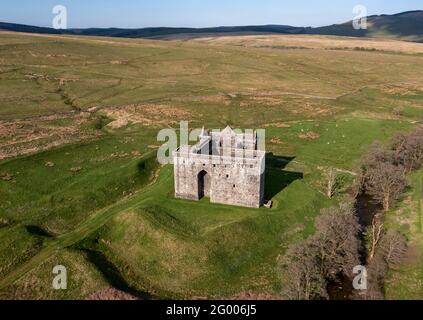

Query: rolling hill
[[0, 26, 423, 299], [309, 10, 423, 42], [0, 10, 422, 42], [0, 22, 305, 39]]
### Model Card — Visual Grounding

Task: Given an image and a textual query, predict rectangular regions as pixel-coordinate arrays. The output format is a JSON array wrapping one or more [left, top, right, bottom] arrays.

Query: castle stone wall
[[174, 154, 265, 208], [173, 126, 265, 208]]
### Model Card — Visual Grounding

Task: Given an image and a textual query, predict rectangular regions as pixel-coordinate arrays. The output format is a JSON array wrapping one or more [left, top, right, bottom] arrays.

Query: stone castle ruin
[[173, 126, 265, 208]]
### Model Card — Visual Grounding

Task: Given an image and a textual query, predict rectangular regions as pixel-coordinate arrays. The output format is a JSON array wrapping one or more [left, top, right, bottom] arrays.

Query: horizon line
[[0, 9, 421, 30]]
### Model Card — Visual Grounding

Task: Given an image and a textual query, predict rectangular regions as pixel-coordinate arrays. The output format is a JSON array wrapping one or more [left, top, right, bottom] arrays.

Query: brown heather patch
[[69, 167, 82, 173], [298, 131, 320, 140], [230, 291, 283, 300], [110, 151, 130, 158], [233, 91, 337, 117], [270, 137, 284, 145], [193, 34, 423, 54], [103, 104, 191, 129], [25, 73, 78, 86], [110, 60, 129, 65], [148, 145, 160, 149], [46, 54, 67, 58], [378, 82, 423, 96], [288, 101, 333, 116], [0, 113, 100, 160], [0, 172, 13, 181], [264, 122, 291, 128], [58, 78, 78, 86], [239, 101, 248, 108], [88, 287, 140, 300], [174, 94, 231, 106], [248, 95, 285, 106], [350, 110, 400, 121]]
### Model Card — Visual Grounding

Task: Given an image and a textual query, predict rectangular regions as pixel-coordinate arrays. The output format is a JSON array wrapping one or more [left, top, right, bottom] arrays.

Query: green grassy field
[[0, 31, 423, 299], [384, 169, 423, 299]]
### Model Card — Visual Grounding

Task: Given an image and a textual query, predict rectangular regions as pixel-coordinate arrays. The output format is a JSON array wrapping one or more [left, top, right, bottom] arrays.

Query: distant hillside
[[73, 25, 307, 38], [308, 10, 423, 42], [0, 22, 305, 39], [0, 10, 422, 42], [0, 22, 62, 35]]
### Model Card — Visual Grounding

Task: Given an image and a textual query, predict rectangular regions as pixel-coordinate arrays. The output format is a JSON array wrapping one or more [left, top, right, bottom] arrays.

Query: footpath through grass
[[0, 151, 160, 290]]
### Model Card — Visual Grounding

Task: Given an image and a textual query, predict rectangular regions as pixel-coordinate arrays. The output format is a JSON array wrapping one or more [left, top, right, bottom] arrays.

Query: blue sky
[[0, 0, 421, 28]]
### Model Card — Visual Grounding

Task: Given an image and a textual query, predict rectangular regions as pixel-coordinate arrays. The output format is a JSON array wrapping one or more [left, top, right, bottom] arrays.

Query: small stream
[[327, 193, 381, 300], [356, 194, 381, 229]]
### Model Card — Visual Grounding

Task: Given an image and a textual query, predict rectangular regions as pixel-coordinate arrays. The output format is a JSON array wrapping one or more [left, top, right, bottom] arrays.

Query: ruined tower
[[173, 126, 265, 208]]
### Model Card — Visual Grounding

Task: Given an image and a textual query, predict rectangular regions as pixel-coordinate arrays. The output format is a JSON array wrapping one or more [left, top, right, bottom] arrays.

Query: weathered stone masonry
[[173, 126, 265, 208]]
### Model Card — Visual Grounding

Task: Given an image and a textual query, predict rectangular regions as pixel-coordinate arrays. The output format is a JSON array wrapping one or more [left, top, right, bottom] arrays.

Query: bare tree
[[354, 143, 397, 199], [363, 229, 407, 300], [390, 133, 408, 167], [280, 202, 362, 299], [315, 203, 362, 280], [279, 240, 326, 300], [325, 167, 340, 198], [364, 162, 407, 211], [361, 143, 395, 170], [364, 254, 387, 300], [379, 230, 407, 267], [352, 130, 419, 300], [391, 130, 423, 173], [367, 213, 384, 262]]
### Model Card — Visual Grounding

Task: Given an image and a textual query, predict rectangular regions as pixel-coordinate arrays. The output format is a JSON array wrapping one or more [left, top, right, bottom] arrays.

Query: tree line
[[280, 127, 423, 300]]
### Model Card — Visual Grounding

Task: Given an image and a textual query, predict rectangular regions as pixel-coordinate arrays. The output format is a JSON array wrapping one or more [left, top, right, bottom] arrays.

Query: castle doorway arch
[[198, 170, 211, 199]]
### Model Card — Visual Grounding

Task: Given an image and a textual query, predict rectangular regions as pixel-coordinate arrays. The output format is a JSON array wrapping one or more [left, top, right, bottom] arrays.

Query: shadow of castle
[[265, 153, 303, 200]]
